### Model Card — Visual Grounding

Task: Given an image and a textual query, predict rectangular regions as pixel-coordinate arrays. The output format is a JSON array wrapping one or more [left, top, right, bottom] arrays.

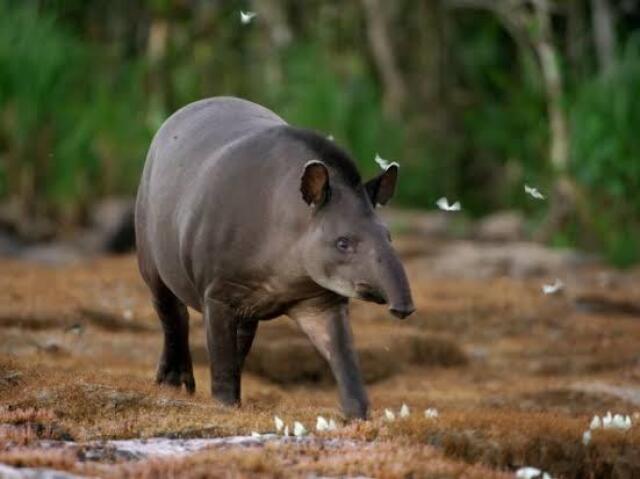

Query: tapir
[[135, 97, 415, 419]]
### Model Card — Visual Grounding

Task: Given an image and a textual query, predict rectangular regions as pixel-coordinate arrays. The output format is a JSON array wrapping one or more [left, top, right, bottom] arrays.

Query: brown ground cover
[[1, 240, 639, 477]]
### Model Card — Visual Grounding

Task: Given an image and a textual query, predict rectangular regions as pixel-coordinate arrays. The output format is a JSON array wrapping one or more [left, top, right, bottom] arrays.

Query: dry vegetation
[[1, 241, 640, 477]]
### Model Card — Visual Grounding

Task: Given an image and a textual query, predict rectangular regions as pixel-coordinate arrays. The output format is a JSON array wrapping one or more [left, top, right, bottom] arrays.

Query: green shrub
[[570, 36, 640, 266], [0, 2, 150, 219]]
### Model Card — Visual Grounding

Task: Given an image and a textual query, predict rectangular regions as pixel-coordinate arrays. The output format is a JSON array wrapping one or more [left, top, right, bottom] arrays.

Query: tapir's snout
[[389, 304, 415, 319], [374, 243, 415, 320], [356, 281, 414, 318]]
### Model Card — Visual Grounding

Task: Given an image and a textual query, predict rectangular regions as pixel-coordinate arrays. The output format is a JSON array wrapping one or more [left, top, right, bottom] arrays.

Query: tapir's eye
[[335, 237, 352, 253]]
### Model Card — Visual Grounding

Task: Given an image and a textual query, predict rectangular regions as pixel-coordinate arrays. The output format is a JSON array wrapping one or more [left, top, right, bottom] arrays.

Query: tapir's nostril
[[389, 305, 415, 319]]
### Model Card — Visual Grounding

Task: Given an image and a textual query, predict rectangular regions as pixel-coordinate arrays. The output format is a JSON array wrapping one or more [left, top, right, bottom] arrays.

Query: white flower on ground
[[328, 418, 337, 431], [240, 11, 257, 24], [399, 403, 410, 418], [590, 415, 602, 430], [251, 431, 261, 438], [374, 153, 399, 171], [582, 430, 591, 446], [424, 408, 439, 419], [283, 425, 289, 437], [274, 415, 284, 433], [436, 197, 461, 212], [542, 279, 564, 295], [316, 416, 330, 432], [515, 466, 552, 479], [384, 408, 395, 421], [524, 184, 545, 200], [293, 421, 307, 437]]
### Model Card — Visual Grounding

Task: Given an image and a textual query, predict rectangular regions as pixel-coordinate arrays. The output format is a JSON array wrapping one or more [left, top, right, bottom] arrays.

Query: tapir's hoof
[[212, 384, 241, 407], [213, 397, 241, 408], [156, 362, 196, 394], [342, 400, 369, 421]]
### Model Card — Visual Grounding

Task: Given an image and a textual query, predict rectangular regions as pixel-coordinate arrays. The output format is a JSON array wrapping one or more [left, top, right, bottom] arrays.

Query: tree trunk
[[591, 0, 617, 74], [566, 0, 589, 79], [360, 0, 406, 118], [532, 0, 570, 174]]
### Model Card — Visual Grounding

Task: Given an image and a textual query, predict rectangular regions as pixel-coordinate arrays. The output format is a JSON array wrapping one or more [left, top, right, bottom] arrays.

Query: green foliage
[[268, 44, 411, 199], [455, 13, 548, 215], [0, 1, 639, 265], [0, 1, 151, 216], [570, 36, 640, 266]]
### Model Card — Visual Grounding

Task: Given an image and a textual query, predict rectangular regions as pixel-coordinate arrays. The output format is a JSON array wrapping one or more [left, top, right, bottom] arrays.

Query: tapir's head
[[298, 145, 415, 319]]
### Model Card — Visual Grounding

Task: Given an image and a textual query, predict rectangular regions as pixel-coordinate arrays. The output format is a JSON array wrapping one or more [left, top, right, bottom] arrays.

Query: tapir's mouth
[[355, 283, 387, 305]]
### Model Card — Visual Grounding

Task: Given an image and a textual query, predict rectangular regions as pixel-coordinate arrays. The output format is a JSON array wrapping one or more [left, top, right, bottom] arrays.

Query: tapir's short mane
[[281, 127, 362, 188]]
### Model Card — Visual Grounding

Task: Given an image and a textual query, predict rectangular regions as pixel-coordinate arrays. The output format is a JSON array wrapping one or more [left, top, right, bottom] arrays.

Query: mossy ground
[[1, 249, 640, 477]]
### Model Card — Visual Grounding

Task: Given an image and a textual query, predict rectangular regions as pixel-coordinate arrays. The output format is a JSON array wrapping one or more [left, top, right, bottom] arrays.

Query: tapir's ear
[[300, 161, 331, 207], [365, 164, 398, 206]]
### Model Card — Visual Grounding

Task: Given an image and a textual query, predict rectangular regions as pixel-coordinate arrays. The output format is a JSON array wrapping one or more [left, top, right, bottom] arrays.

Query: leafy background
[[0, 0, 639, 265]]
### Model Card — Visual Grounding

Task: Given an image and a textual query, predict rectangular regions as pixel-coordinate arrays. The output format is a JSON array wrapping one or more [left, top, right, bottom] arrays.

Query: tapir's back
[[147, 97, 285, 182], [135, 97, 288, 308]]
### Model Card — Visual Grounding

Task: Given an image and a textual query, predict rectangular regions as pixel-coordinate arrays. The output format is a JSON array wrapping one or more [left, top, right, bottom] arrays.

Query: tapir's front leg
[[289, 298, 369, 419], [204, 297, 240, 406]]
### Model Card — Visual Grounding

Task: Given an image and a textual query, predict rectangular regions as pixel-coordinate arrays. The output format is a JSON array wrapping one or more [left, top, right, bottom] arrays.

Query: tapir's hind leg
[[150, 277, 195, 394], [204, 298, 241, 406]]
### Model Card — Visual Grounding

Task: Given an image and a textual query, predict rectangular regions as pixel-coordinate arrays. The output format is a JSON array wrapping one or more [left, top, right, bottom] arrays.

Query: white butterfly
[[399, 403, 410, 418], [598, 411, 632, 430], [240, 10, 257, 24], [436, 197, 461, 212], [384, 408, 395, 421], [374, 153, 399, 171], [602, 411, 613, 428], [424, 408, 439, 419], [590, 415, 601, 430], [542, 279, 564, 295], [293, 421, 307, 437], [316, 416, 336, 431], [524, 184, 545, 200], [274, 415, 284, 433], [516, 467, 552, 479], [582, 430, 591, 446], [327, 134, 334, 141], [316, 416, 329, 431], [611, 414, 632, 430]]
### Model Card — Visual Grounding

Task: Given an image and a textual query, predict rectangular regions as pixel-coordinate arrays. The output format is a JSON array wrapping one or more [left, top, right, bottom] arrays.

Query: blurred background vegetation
[[0, 0, 639, 265]]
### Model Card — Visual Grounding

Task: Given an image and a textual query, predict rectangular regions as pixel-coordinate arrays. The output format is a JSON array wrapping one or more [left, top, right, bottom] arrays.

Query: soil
[[1, 234, 640, 478]]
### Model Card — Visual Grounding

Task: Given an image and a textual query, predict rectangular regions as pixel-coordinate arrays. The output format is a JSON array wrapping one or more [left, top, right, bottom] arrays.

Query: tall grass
[[0, 2, 151, 221]]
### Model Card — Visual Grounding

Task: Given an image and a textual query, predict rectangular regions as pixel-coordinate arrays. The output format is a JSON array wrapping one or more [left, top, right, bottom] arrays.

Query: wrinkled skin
[[135, 97, 414, 419]]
